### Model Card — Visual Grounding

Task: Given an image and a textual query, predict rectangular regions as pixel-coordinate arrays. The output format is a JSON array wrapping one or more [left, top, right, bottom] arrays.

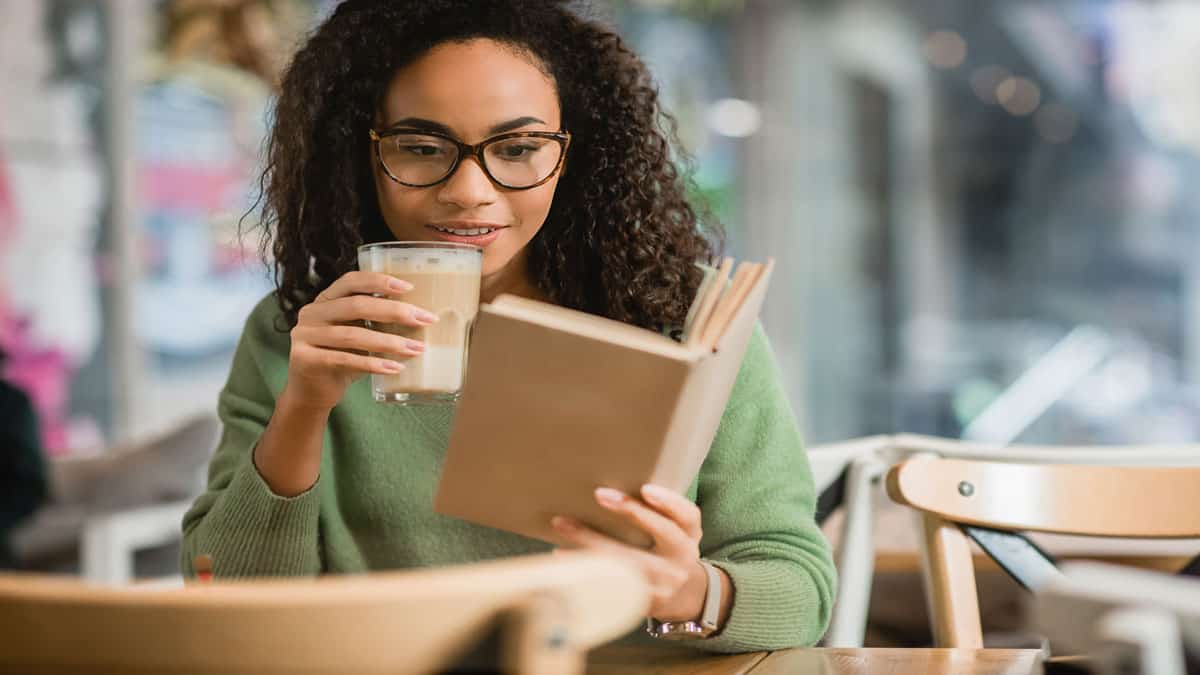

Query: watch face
[[649, 620, 714, 640]]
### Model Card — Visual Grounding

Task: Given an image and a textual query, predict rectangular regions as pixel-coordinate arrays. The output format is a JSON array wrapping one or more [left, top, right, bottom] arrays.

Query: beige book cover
[[434, 261, 774, 548]]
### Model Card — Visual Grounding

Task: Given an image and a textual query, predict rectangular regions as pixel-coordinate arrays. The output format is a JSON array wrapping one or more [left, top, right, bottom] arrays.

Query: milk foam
[[359, 246, 481, 276]]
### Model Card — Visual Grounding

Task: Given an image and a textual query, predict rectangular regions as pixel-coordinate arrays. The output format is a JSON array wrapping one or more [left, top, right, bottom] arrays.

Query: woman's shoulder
[[725, 322, 782, 406]]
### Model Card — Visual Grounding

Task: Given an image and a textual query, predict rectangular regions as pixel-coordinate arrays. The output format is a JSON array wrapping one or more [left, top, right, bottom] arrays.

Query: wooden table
[[587, 646, 1043, 675]]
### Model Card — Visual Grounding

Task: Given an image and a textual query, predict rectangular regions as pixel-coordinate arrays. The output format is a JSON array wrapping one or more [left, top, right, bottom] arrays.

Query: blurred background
[[2, 0, 1199, 575], [2, 0, 1200, 634]]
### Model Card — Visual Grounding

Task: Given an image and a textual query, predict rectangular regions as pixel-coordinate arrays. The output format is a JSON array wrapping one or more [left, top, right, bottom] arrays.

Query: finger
[[294, 324, 425, 358], [550, 516, 628, 553], [316, 271, 412, 303], [292, 343, 404, 375], [594, 488, 693, 555], [550, 517, 684, 590], [301, 295, 439, 327], [550, 516, 661, 562], [640, 484, 703, 540]]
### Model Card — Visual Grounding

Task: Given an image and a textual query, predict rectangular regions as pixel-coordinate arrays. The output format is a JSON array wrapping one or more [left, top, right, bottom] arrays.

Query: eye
[[494, 142, 545, 162], [399, 143, 446, 157], [504, 144, 537, 158]]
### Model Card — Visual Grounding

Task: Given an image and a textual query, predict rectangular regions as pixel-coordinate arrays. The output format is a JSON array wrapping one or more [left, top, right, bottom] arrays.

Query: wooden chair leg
[[917, 512, 983, 648], [501, 592, 584, 675]]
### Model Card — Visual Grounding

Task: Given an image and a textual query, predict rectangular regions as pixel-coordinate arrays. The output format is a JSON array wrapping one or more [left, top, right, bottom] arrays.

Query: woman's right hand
[[280, 271, 438, 412]]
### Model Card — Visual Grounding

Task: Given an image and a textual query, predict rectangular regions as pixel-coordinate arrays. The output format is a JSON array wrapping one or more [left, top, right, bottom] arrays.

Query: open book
[[434, 258, 775, 548]]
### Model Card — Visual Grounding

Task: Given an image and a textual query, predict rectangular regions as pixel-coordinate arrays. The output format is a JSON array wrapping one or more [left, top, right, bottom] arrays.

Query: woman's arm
[[553, 324, 837, 652], [688, 324, 837, 653], [180, 297, 324, 579]]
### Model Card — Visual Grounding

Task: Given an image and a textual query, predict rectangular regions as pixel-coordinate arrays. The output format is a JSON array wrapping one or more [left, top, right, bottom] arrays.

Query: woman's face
[[373, 39, 563, 280]]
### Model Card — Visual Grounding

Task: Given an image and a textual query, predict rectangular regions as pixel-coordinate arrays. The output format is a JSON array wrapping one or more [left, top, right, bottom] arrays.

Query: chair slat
[[888, 457, 1200, 538]]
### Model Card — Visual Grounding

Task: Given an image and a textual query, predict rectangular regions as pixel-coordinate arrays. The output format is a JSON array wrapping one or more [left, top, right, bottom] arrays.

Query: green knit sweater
[[181, 294, 836, 653]]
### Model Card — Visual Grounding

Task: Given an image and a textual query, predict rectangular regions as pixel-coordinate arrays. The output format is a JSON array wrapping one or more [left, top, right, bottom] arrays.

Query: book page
[[681, 264, 718, 340], [488, 295, 701, 361], [683, 257, 733, 348]]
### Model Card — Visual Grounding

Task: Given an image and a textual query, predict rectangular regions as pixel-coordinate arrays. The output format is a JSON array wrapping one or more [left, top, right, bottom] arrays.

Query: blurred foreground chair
[[11, 415, 218, 582], [1034, 562, 1200, 675], [817, 434, 1200, 647], [886, 455, 1200, 648], [0, 552, 647, 675]]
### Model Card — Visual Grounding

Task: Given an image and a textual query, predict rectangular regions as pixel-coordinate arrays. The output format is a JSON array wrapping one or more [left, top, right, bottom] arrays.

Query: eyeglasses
[[369, 127, 571, 190]]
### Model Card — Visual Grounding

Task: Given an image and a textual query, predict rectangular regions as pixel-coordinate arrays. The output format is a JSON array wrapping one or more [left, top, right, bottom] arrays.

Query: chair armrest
[[808, 435, 893, 491], [81, 501, 192, 585]]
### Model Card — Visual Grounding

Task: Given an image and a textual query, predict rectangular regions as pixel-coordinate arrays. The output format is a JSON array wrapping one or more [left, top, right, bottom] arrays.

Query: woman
[[182, 0, 835, 652]]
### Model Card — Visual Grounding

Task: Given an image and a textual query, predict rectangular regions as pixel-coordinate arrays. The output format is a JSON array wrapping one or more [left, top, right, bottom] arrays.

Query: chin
[[480, 253, 511, 277]]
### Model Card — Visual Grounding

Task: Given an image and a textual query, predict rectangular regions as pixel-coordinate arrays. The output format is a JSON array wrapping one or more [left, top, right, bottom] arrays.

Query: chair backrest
[[0, 552, 647, 675], [51, 414, 221, 508], [886, 455, 1200, 648], [807, 435, 893, 492], [810, 434, 1200, 648], [891, 433, 1200, 466]]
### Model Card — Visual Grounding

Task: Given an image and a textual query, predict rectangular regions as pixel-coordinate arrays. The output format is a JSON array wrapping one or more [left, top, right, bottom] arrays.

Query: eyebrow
[[384, 116, 548, 137]]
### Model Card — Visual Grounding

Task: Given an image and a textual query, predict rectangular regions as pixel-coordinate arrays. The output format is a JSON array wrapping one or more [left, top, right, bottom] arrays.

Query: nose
[[436, 155, 499, 209]]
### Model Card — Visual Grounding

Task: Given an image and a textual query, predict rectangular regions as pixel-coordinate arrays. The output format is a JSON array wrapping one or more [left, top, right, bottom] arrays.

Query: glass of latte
[[357, 241, 483, 405]]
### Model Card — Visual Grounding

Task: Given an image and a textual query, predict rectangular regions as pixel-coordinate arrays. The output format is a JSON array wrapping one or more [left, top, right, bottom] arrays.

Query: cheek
[[511, 180, 559, 232], [375, 175, 434, 228], [377, 179, 416, 214], [480, 184, 558, 276]]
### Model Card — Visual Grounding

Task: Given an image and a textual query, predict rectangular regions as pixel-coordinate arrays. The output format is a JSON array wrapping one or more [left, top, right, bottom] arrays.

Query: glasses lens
[[378, 133, 458, 186], [483, 136, 564, 188]]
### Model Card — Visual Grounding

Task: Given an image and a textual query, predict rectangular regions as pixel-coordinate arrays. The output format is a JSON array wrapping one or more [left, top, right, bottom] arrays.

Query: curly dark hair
[[258, 0, 722, 331]]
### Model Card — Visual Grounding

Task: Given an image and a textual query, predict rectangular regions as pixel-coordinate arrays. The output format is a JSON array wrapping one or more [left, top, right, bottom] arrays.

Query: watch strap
[[644, 559, 723, 640], [697, 559, 722, 631]]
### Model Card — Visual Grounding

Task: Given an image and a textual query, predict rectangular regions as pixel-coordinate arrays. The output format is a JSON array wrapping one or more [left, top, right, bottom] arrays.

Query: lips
[[425, 223, 508, 247], [431, 225, 499, 236]]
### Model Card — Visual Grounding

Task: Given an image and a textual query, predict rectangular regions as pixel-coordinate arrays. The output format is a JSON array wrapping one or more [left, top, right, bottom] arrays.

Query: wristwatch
[[645, 559, 723, 640]]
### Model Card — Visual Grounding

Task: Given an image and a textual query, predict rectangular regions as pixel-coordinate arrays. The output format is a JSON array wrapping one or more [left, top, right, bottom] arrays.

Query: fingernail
[[415, 309, 438, 324], [389, 279, 413, 292], [595, 487, 625, 507], [551, 516, 577, 532], [407, 341, 426, 353], [382, 360, 405, 372], [642, 484, 671, 503]]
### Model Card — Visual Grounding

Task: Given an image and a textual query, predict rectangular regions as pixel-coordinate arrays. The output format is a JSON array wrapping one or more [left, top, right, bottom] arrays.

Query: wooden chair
[[891, 433, 1200, 466], [0, 552, 648, 675], [885, 455, 1200, 648], [13, 414, 219, 582], [816, 434, 1200, 647]]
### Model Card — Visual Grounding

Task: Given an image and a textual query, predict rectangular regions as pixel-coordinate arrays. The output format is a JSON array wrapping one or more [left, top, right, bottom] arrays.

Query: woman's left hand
[[551, 483, 716, 622]]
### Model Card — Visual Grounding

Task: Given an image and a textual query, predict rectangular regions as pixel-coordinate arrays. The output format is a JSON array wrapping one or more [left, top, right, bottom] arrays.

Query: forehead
[[380, 39, 561, 137]]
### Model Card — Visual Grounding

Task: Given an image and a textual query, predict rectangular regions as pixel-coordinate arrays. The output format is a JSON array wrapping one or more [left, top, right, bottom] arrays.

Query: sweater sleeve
[[180, 298, 323, 579], [688, 325, 837, 653]]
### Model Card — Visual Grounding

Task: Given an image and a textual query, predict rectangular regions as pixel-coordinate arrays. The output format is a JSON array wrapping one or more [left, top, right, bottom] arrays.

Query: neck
[[480, 251, 547, 304]]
